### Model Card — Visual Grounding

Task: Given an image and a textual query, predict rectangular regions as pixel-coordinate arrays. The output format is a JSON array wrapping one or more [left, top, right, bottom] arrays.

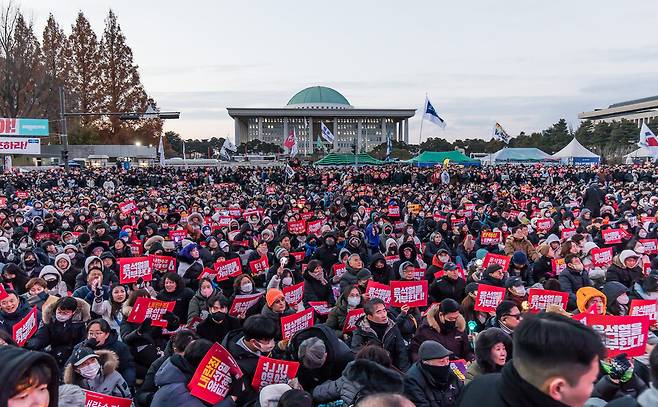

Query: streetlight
[[135, 141, 142, 146]]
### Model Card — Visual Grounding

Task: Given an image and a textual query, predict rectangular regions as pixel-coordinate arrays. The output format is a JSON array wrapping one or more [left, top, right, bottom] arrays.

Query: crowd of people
[[1, 162, 658, 407]]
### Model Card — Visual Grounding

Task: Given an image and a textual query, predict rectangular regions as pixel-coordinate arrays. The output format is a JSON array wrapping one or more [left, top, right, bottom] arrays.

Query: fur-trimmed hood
[[64, 349, 119, 385], [425, 303, 466, 333], [42, 296, 91, 324]]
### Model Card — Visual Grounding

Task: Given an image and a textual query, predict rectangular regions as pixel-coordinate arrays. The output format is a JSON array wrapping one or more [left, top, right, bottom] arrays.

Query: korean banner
[[527, 288, 569, 313], [168, 229, 187, 243], [214, 258, 242, 281], [482, 253, 511, 272], [640, 239, 658, 255], [551, 258, 567, 275], [300, 211, 314, 221], [283, 282, 304, 306], [306, 219, 323, 235], [0, 137, 41, 154], [187, 342, 243, 404], [591, 247, 613, 267], [290, 251, 305, 263], [118, 257, 152, 284], [129, 243, 143, 257], [332, 263, 347, 279], [252, 356, 299, 391], [474, 284, 506, 313], [12, 307, 38, 347], [629, 299, 658, 323], [535, 218, 552, 233], [602, 228, 623, 245], [385, 255, 399, 266], [249, 256, 269, 276], [412, 268, 426, 281], [199, 267, 217, 281], [118, 200, 137, 215], [149, 254, 177, 274], [343, 308, 365, 333], [281, 308, 315, 339], [0, 118, 49, 136], [229, 293, 263, 317], [366, 281, 391, 307], [584, 314, 650, 357], [480, 231, 502, 245], [390, 280, 428, 308], [561, 228, 577, 241], [84, 390, 132, 407], [308, 301, 332, 316], [15, 190, 28, 199], [126, 297, 175, 327], [388, 205, 400, 218], [287, 220, 306, 235]]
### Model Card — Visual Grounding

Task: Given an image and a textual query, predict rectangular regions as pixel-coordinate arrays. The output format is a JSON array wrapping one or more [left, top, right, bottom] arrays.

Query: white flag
[[223, 139, 237, 152], [285, 164, 295, 178], [320, 122, 335, 143], [158, 134, 165, 166]]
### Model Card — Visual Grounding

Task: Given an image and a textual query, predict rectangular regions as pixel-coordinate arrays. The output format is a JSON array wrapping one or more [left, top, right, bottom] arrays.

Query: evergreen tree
[[41, 13, 70, 134], [67, 12, 101, 126]]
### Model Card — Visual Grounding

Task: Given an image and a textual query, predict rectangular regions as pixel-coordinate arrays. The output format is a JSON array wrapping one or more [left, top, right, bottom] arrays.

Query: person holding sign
[[326, 285, 363, 338], [576, 287, 607, 315], [196, 294, 241, 343], [229, 275, 265, 319], [559, 254, 594, 312], [222, 315, 278, 405], [302, 260, 336, 310], [351, 298, 410, 371], [156, 273, 195, 324], [0, 290, 41, 336], [64, 346, 131, 398]]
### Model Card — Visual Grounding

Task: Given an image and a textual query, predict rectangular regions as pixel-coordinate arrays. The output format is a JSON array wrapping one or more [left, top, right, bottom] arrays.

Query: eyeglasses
[[503, 314, 522, 320]]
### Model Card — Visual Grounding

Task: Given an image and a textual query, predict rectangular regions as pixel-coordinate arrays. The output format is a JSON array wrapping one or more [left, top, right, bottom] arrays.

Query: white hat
[[619, 249, 640, 263]]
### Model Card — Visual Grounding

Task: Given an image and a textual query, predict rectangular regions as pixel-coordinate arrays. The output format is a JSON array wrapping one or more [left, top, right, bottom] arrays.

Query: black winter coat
[[351, 317, 410, 371], [606, 258, 643, 289], [404, 361, 463, 407], [429, 276, 466, 303], [302, 270, 335, 308], [71, 330, 136, 387], [312, 244, 340, 270], [558, 267, 593, 311], [156, 286, 194, 324]]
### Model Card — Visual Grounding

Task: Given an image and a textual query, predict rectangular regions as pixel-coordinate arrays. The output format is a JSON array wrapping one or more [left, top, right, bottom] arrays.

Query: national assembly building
[[227, 86, 416, 154]]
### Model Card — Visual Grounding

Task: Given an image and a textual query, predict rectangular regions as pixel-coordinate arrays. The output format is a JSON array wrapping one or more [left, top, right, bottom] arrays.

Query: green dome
[[287, 86, 352, 108]]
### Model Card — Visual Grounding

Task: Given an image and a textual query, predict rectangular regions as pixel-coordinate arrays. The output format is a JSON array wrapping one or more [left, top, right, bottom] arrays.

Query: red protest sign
[[229, 293, 263, 317], [412, 268, 425, 281], [602, 228, 623, 245], [388, 205, 400, 217], [535, 218, 552, 233], [474, 284, 506, 312], [15, 191, 28, 199], [480, 231, 502, 245], [366, 281, 391, 307], [84, 390, 132, 407], [281, 308, 314, 339], [384, 255, 399, 266], [148, 255, 177, 273], [187, 342, 243, 404], [332, 263, 347, 279], [118, 257, 152, 284], [390, 280, 428, 308], [252, 356, 299, 391], [527, 288, 569, 313], [640, 239, 658, 255], [629, 299, 658, 323], [249, 256, 269, 276], [551, 258, 567, 275], [12, 307, 38, 347], [591, 247, 613, 267], [168, 229, 187, 243], [308, 301, 332, 316], [287, 220, 306, 235], [118, 200, 137, 215], [283, 282, 304, 306], [214, 258, 242, 281], [343, 308, 365, 333], [129, 243, 143, 257], [290, 251, 305, 263], [300, 211, 314, 221], [127, 297, 175, 327], [0, 284, 7, 301], [561, 228, 577, 240], [482, 253, 511, 272], [306, 219, 323, 235], [584, 314, 650, 357], [199, 268, 217, 281]]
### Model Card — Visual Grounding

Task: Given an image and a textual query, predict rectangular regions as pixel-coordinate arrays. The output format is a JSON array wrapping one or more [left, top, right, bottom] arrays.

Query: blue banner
[[18, 119, 49, 136]]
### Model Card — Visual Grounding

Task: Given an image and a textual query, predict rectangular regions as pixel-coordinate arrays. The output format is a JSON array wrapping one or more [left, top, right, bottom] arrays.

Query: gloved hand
[[84, 338, 99, 348], [162, 311, 180, 332], [137, 317, 153, 334], [608, 353, 632, 382], [228, 375, 245, 400]]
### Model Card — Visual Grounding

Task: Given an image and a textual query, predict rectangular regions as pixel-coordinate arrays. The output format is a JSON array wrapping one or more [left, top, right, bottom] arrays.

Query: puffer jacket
[[312, 359, 403, 405], [558, 266, 593, 311], [409, 305, 474, 362], [64, 349, 131, 398], [404, 360, 464, 407], [606, 255, 644, 289], [351, 316, 410, 371], [152, 354, 234, 407], [71, 330, 136, 387], [503, 235, 539, 262], [187, 286, 221, 322]]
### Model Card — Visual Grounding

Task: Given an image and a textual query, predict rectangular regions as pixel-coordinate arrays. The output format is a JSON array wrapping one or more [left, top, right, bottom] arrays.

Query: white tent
[[624, 147, 656, 163], [552, 138, 600, 165]]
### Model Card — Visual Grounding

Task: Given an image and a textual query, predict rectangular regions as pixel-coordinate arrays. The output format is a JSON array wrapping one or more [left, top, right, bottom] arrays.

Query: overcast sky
[[19, 0, 658, 143]]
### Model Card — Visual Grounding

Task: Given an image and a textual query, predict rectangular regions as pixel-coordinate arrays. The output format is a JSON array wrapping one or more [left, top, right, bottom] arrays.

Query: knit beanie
[[274, 246, 287, 260], [298, 337, 327, 369], [266, 288, 284, 307]]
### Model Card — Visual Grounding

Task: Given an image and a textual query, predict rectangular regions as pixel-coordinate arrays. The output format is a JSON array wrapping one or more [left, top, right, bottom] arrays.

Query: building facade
[[227, 86, 416, 153], [578, 96, 658, 126]]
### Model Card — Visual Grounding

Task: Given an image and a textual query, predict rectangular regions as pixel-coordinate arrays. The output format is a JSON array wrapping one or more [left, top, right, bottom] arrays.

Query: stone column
[[404, 119, 409, 144], [333, 117, 338, 151]]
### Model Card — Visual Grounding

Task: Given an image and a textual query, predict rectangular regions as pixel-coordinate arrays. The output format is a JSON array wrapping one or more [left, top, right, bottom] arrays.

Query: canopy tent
[[480, 147, 557, 165], [624, 147, 657, 163], [551, 138, 600, 165], [405, 150, 480, 167], [314, 153, 386, 166]]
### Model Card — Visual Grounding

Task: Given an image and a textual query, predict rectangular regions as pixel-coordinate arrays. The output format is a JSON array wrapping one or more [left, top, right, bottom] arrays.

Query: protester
[[404, 340, 463, 406], [465, 327, 513, 384], [0, 346, 59, 407], [63, 346, 131, 397]]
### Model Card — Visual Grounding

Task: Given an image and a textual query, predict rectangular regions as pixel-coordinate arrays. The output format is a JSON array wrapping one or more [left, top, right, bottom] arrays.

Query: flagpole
[[419, 94, 427, 144]]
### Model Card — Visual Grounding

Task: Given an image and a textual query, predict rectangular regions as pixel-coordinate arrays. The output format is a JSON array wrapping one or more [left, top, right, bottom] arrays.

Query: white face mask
[[347, 296, 361, 307], [282, 277, 293, 286], [254, 340, 275, 353], [78, 361, 100, 379], [55, 312, 72, 322], [617, 294, 630, 305], [512, 286, 526, 297], [68, 252, 76, 260], [241, 283, 253, 293]]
